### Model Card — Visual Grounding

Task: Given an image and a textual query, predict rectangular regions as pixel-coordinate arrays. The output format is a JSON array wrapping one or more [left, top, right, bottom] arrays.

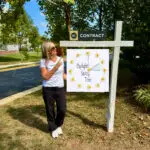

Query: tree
[[15, 8, 32, 50], [28, 26, 41, 50], [37, 0, 104, 41], [1, 1, 30, 44], [96, 0, 150, 83], [37, 0, 71, 41], [1, 1, 41, 52], [120, 0, 150, 84], [7, 0, 31, 20]]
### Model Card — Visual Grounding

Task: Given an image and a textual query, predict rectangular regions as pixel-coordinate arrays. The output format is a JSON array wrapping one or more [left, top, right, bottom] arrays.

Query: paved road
[[0, 66, 41, 99], [0, 62, 67, 100]]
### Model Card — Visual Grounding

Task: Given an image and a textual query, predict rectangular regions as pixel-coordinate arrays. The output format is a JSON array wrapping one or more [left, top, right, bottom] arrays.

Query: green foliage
[[34, 47, 41, 56], [28, 26, 42, 50], [37, 0, 69, 41], [111, 0, 150, 84], [133, 85, 150, 110], [50, 24, 68, 42], [63, 0, 75, 4], [37, 0, 100, 41], [7, 0, 30, 20], [1, 6, 31, 44], [1, 2, 41, 52], [20, 47, 29, 60]]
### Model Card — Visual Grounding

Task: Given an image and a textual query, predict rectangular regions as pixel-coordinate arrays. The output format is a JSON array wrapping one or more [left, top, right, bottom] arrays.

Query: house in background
[[1, 37, 31, 51]]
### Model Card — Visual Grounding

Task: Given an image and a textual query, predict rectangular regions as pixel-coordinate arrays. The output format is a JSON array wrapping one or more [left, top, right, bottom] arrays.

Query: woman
[[40, 41, 66, 138]]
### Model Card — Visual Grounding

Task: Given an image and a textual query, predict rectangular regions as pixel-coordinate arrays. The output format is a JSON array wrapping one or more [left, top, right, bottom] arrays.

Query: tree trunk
[[64, 2, 70, 39], [99, 5, 102, 31]]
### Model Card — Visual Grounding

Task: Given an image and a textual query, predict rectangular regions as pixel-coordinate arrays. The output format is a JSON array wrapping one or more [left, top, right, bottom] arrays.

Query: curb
[[0, 63, 39, 72], [0, 61, 40, 69], [0, 85, 42, 106]]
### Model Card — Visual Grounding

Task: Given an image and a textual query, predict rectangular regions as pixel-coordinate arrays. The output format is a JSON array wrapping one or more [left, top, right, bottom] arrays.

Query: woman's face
[[48, 43, 57, 57]]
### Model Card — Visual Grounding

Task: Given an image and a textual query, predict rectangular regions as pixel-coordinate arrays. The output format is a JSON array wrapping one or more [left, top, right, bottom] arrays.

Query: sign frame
[[60, 21, 134, 132]]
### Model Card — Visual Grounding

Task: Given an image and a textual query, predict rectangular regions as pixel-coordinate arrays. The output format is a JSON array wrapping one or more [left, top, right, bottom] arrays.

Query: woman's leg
[[54, 88, 66, 127], [42, 87, 57, 132]]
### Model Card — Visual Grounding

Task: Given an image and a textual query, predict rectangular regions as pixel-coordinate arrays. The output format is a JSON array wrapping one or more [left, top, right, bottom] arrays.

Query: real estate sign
[[67, 49, 109, 92]]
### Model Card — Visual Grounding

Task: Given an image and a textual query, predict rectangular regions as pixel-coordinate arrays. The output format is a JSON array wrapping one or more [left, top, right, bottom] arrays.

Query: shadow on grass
[[67, 92, 108, 109], [67, 92, 109, 102], [0, 56, 21, 62], [7, 105, 48, 133], [67, 110, 107, 131]]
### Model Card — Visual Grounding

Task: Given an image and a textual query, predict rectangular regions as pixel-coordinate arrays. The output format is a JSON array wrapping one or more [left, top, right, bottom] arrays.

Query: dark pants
[[42, 87, 66, 132]]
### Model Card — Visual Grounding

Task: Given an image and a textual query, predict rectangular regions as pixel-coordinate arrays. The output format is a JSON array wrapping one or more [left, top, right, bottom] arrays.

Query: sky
[[24, 0, 48, 36]]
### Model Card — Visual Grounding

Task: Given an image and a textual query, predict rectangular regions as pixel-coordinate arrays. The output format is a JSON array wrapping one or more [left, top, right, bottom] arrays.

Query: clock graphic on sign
[[67, 49, 109, 92]]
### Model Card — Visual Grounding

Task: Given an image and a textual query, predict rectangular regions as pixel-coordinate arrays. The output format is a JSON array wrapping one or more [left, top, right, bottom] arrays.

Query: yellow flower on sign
[[69, 69, 72, 74], [95, 53, 99, 58], [103, 68, 107, 73], [70, 60, 74, 64], [71, 77, 75, 82], [101, 77, 105, 81], [96, 83, 100, 88], [87, 85, 91, 89], [76, 53, 80, 57], [77, 84, 82, 88], [101, 60, 104, 64], [86, 51, 90, 56], [87, 68, 91, 72]]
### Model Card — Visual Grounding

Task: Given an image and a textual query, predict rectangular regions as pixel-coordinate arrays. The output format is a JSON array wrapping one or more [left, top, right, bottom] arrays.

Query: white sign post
[[60, 21, 134, 132]]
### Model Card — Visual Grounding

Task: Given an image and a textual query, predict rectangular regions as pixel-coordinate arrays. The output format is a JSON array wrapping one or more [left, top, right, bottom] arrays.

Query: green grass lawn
[[0, 91, 150, 150], [0, 52, 41, 65]]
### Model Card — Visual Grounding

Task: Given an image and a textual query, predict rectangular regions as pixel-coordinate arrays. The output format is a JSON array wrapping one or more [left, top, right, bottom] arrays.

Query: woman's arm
[[63, 57, 67, 80], [63, 73, 67, 80], [40, 61, 62, 80]]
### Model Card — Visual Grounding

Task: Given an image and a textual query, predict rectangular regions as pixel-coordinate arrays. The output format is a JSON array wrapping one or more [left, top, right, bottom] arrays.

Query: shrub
[[20, 47, 29, 60], [133, 85, 150, 111]]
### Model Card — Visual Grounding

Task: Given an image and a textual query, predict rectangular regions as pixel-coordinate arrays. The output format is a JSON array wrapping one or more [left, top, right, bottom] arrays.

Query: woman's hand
[[41, 58, 63, 80], [41, 59, 62, 80], [54, 58, 62, 70], [63, 73, 67, 80]]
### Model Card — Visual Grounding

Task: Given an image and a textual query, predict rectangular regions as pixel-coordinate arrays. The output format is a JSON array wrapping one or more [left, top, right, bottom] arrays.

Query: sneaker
[[56, 127, 63, 135], [52, 129, 59, 138]]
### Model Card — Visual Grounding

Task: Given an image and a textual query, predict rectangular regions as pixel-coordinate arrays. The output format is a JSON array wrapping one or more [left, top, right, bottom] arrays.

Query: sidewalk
[[0, 61, 40, 69]]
